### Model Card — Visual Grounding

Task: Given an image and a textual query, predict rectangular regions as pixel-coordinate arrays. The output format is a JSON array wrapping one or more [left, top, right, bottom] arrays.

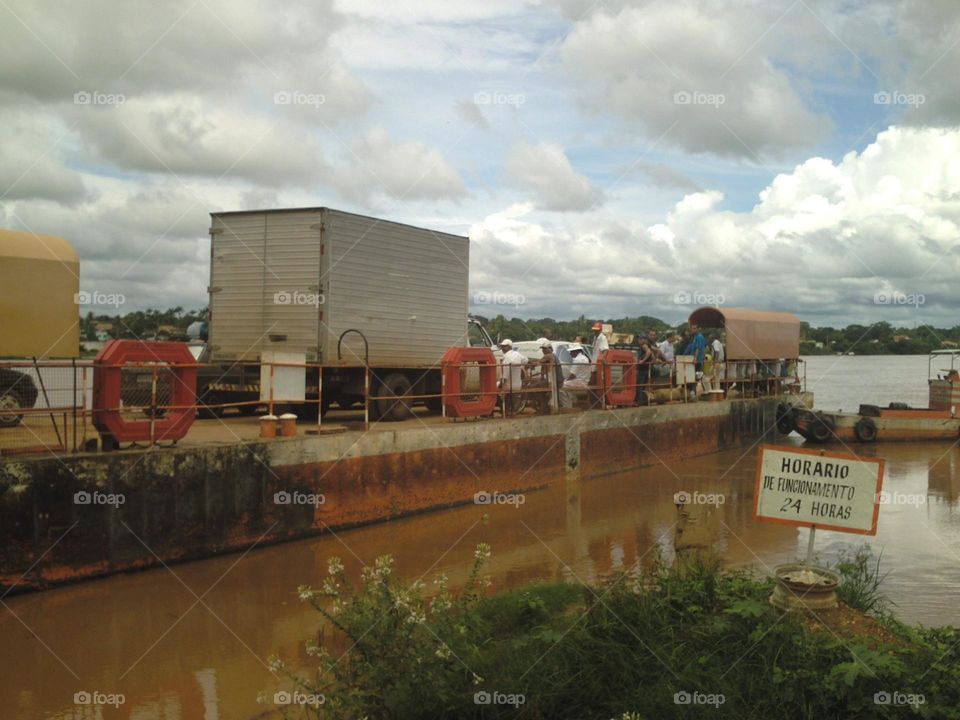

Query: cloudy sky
[[2, 0, 959, 327]]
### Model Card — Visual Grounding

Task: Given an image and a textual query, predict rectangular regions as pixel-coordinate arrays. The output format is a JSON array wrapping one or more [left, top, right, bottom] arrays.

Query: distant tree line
[[475, 315, 960, 355], [82, 309, 960, 355], [80, 307, 207, 341]]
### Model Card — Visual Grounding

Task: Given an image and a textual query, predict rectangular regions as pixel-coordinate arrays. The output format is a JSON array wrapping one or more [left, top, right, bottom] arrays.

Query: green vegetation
[[268, 547, 960, 719], [476, 315, 960, 355], [80, 306, 207, 342], [82, 306, 960, 356]]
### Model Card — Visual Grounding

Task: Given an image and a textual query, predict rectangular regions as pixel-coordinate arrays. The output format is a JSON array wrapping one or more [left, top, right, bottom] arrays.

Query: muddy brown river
[[3, 355, 959, 718]]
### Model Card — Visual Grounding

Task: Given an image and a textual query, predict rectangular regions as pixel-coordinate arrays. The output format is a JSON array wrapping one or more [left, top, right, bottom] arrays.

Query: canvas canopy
[[688, 307, 800, 361]]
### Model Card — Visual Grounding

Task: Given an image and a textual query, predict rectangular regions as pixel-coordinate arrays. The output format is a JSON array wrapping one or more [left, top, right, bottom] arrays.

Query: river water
[[3, 355, 960, 719]]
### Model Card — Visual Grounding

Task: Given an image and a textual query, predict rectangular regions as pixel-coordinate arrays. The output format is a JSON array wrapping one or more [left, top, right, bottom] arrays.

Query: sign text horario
[[753, 446, 884, 535]]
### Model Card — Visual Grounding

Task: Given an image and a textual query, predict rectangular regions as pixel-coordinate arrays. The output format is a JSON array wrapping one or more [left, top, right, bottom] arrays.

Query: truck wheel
[[377, 373, 413, 421], [337, 394, 364, 409], [0, 390, 25, 427]]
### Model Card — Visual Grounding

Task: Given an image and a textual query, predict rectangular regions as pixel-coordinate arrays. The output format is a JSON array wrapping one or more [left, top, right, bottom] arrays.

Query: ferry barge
[[791, 350, 960, 443]]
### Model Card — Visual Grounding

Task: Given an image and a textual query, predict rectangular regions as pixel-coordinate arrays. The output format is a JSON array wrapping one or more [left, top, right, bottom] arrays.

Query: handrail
[[337, 329, 369, 367]]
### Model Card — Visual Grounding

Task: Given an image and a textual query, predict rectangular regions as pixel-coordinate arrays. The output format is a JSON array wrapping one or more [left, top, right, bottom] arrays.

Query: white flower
[[405, 610, 426, 625], [306, 643, 323, 657], [374, 555, 393, 579], [431, 596, 451, 613], [327, 557, 344, 575], [473, 543, 491, 561], [435, 644, 452, 659]]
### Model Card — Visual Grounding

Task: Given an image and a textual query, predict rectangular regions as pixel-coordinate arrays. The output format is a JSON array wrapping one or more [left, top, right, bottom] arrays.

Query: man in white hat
[[560, 343, 591, 408]]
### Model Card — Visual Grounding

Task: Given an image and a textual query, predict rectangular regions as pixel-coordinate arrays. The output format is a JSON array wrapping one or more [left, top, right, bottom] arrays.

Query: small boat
[[786, 350, 960, 443]]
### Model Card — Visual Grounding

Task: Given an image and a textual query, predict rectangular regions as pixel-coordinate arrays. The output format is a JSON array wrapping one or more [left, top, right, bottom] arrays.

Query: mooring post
[[806, 525, 816, 566]]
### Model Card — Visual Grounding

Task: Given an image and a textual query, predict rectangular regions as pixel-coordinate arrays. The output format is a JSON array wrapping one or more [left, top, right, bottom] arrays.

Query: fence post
[[364, 366, 370, 431], [317, 367, 323, 432], [72, 358, 78, 452], [149, 364, 157, 447]]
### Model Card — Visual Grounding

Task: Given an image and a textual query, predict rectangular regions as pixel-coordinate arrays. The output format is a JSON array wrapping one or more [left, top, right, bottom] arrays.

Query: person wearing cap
[[498, 339, 528, 411], [591, 321, 609, 360]]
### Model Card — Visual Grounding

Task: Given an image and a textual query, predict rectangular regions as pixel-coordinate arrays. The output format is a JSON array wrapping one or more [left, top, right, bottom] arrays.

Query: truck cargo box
[[207, 208, 469, 366]]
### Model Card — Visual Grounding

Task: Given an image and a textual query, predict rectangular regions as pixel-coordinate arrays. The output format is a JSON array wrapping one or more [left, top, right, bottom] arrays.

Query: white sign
[[260, 351, 307, 402], [754, 446, 884, 535]]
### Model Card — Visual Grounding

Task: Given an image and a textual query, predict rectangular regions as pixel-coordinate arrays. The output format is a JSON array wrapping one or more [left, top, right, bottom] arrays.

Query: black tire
[[854, 417, 878, 443], [0, 389, 25, 428], [811, 413, 834, 442], [775, 403, 794, 435], [377, 373, 413, 421]]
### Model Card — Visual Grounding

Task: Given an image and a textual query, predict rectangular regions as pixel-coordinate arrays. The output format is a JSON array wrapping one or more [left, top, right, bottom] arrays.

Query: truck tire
[[377, 373, 413, 421]]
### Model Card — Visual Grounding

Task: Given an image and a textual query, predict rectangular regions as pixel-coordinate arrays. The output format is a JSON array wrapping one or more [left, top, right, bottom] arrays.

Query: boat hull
[[793, 407, 960, 443]]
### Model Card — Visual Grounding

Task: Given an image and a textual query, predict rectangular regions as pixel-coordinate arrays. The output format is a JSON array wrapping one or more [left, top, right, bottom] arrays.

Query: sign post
[[754, 445, 885, 609]]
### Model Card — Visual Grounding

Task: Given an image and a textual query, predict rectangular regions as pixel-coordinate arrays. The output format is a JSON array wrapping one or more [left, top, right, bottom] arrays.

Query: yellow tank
[[0, 229, 80, 358]]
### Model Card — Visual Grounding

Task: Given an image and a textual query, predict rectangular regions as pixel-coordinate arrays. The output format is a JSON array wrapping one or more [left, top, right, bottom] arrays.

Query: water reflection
[[3, 438, 960, 718]]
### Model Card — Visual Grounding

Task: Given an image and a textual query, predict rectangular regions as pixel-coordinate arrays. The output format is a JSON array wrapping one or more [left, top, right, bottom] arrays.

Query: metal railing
[[0, 356, 805, 455]]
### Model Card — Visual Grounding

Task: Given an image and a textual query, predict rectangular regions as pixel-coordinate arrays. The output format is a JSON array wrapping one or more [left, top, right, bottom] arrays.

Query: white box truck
[[206, 207, 493, 420]]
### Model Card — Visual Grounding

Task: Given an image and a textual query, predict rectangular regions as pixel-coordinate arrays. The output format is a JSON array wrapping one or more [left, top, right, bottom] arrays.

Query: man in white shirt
[[710, 334, 725, 385], [561, 343, 591, 408], [591, 322, 609, 359], [498, 339, 527, 391]]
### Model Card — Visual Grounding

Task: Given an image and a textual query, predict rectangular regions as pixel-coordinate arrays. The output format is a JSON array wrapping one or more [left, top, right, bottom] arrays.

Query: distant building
[[893, 335, 911, 342], [941, 340, 959, 349]]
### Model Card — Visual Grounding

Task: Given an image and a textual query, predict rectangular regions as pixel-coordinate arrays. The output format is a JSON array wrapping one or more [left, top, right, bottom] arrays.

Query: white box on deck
[[260, 351, 306, 402]]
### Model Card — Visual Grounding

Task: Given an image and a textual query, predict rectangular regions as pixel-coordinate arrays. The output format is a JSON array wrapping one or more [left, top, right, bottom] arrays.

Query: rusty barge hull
[[0, 395, 809, 594], [794, 407, 960, 443]]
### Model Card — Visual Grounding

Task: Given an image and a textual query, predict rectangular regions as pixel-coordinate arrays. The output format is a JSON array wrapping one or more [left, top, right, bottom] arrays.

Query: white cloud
[[68, 93, 329, 187], [505, 141, 603, 211], [471, 126, 960, 325], [559, 2, 831, 157], [334, 128, 467, 203]]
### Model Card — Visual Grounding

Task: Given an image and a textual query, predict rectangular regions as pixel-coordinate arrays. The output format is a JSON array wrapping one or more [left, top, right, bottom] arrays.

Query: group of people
[[496, 321, 728, 412]]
